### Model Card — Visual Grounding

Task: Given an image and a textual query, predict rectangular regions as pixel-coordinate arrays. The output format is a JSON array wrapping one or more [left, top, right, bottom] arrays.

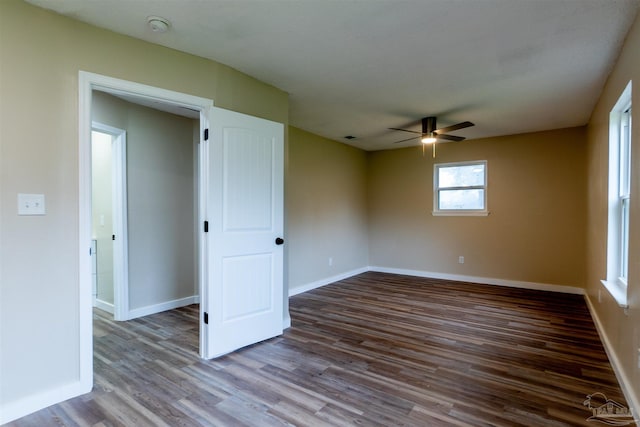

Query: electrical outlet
[[458, 256, 464, 264], [328, 257, 333, 267]]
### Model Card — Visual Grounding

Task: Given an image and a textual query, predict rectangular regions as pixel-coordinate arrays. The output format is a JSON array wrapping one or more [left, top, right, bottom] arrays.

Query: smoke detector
[[147, 16, 171, 33]]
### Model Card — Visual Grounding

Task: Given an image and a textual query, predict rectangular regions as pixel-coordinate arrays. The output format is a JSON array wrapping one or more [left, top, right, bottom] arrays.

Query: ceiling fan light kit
[[421, 133, 437, 144]]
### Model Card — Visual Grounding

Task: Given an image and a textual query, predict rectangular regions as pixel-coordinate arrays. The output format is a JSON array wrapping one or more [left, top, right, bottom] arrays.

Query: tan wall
[[586, 11, 640, 410], [0, 0, 287, 412], [368, 127, 587, 287], [3, 0, 639, 420], [287, 127, 369, 292]]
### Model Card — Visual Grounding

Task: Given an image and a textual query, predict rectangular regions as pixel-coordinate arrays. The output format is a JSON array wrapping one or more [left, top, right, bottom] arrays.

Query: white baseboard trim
[[283, 313, 292, 329], [288, 266, 585, 298], [0, 380, 88, 425], [94, 298, 114, 314], [369, 266, 585, 295], [127, 295, 199, 320], [288, 267, 369, 297], [584, 294, 640, 419]]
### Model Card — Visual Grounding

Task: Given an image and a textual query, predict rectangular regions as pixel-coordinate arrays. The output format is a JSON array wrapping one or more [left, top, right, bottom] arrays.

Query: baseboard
[[283, 313, 292, 329], [289, 266, 585, 298], [0, 380, 89, 425], [127, 295, 199, 320], [369, 266, 585, 295], [584, 294, 640, 419], [288, 267, 369, 297], [94, 298, 114, 314]]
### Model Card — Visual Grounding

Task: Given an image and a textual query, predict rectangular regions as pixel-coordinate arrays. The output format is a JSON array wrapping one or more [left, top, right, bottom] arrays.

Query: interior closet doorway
[[90, 125, 126, 316]]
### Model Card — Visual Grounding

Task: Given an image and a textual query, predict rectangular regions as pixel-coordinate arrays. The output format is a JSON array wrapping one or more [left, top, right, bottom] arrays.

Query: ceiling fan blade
[[393, 135, 420, 144], [389, 127, 421, 135], [435, 134, 465, 142], [435, 121, 474, 134]]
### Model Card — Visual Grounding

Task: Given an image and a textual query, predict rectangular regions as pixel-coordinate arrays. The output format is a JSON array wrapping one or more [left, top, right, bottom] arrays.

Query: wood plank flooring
[[6, 272, 632, 426]]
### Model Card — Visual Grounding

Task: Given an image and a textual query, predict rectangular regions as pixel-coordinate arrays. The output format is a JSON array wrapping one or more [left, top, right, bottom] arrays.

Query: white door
[[204, 107, 284, 358]]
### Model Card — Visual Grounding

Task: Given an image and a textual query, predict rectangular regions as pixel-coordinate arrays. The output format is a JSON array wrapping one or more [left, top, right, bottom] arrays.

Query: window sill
[[432, 211, 489, 217], [600, 279, 629, 308]]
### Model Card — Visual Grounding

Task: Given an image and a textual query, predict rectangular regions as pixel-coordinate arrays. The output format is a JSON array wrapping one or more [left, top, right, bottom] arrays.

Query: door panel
[[205, 107, 284, 358], [222, 129, 274, 231], [222, 254, 273, 321]]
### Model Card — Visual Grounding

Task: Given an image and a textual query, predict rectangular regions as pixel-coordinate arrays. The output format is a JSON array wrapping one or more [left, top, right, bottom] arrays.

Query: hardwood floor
[[6, 272, 631, 426]]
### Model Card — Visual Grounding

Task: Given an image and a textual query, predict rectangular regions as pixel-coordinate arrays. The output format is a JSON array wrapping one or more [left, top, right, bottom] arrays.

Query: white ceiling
[[27, 0, 640, 151]]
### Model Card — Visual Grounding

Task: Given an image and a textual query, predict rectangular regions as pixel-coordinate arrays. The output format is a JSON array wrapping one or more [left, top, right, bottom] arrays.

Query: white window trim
[[602, 81, 631, 309], [600, 279, 628, 309], [433, 160, 489, 217]]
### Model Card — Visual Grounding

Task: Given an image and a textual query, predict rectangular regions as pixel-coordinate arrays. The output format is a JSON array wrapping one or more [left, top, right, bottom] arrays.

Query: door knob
[[275, 237, 284, 245]]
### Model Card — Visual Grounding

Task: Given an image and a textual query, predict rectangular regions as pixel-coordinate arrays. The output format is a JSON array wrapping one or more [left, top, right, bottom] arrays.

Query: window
[[602, 81, 632, 308], [434, 161, 488, 216], [620, 108, 631, 280]]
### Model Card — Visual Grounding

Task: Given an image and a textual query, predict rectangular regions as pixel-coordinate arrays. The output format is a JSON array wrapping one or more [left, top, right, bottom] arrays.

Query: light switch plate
[[18, 193, 46, 215]]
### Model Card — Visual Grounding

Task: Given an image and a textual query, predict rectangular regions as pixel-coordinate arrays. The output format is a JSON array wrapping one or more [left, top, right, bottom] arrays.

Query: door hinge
[[204, 128, 209, 141], [204, 221, 209, 232], [112, 234, 115, 241], [204, 312, 209, 324]]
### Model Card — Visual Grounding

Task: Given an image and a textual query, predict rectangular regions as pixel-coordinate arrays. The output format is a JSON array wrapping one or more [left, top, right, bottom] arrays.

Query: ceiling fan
[[390, 116, 474, 145]]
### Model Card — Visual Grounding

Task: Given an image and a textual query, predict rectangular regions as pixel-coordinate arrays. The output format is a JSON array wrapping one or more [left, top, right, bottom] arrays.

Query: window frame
[[619, 108, 631, 282], [433, 160, 488, 217], [602, 81, 632, 308]]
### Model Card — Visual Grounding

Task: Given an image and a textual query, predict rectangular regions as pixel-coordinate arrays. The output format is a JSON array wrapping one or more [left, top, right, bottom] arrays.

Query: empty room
[[2, 0, 640, 426]]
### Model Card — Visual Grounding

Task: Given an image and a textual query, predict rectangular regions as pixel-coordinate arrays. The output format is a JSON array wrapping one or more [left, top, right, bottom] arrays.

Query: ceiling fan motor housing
[[423, 116, 437, 134]]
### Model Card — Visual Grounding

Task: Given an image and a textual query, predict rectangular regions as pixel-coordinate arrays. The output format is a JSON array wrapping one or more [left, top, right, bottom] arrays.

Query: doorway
[[91, 91, 199, 321], [78, 71, 286, 396], [78, 72, 213, 393], [90, 128, 115, 312], [90, 123, 128, 318]]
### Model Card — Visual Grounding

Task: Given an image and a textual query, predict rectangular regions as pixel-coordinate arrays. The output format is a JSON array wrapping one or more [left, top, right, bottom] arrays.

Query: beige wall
[[93, 92, 197, 311], [368, 127, 587, 287], [287, 127, 369, 292], [586, 11, 640, 411], [125, 101, 196, 310], [0, 0, 287, 415]]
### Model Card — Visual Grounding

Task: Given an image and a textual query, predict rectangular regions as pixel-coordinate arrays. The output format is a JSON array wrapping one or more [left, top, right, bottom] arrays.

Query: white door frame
[[78, 71, 214, 391], [91, 122, 128, 320]]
